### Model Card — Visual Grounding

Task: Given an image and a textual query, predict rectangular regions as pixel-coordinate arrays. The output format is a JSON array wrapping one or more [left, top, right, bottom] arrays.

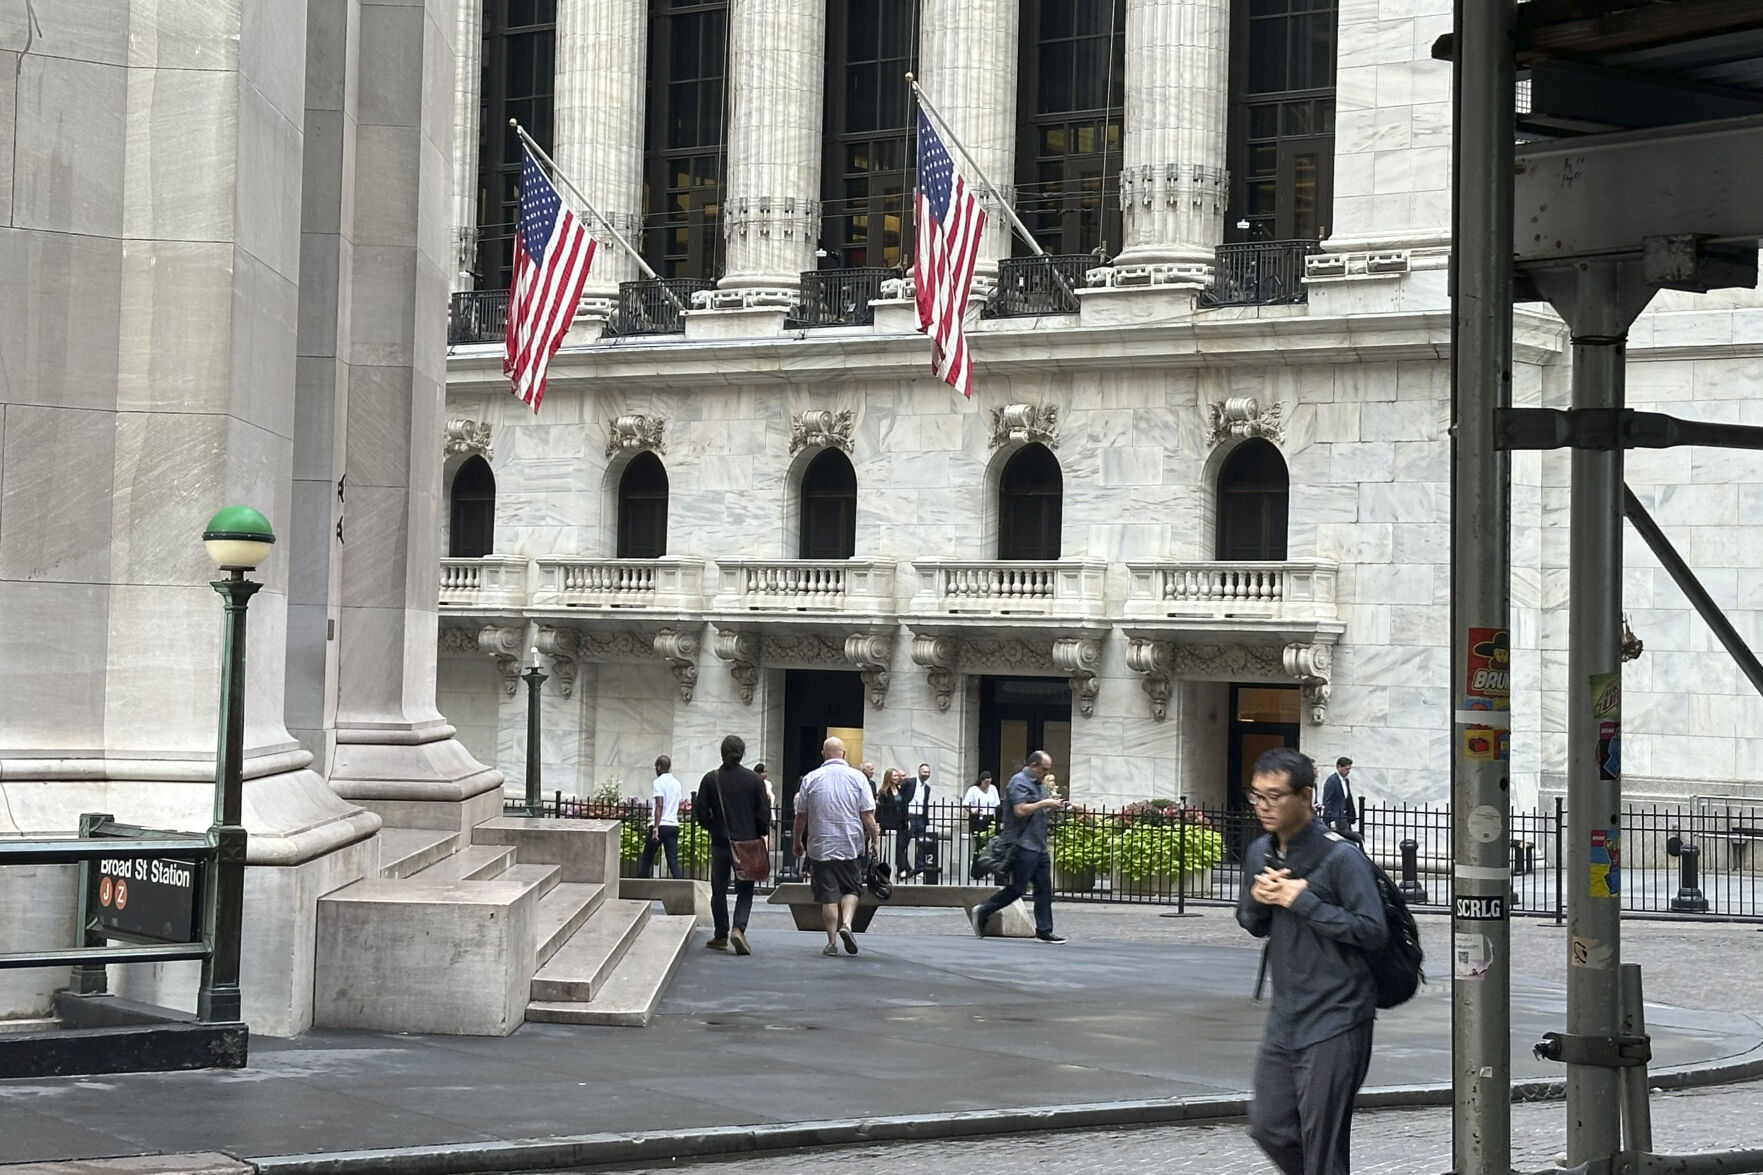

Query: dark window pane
[[450, 456, 497, 558], [800, 450, 858, 559], [1216, 440, 1289, 561], [1249, 104, 1279, 139], [998, 444, 1063, 561], [618, 452, 669, 559], [1248, 21, 1287, 93]]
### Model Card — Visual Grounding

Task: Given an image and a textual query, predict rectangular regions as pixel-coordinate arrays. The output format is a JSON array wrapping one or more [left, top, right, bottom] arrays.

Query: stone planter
[[1053, 865, 1098, 893], [1110, 867, 1212, 899]]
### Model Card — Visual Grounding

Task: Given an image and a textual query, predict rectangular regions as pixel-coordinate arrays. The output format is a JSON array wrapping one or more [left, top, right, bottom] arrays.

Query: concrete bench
[[766, 882, 1033, 937], [618, 878, 712, 927]]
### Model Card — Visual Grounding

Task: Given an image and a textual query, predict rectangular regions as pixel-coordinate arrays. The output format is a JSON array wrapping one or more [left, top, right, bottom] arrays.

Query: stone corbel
[[1206, 397, 1285, 448], [1283, 643, 1334, 725], [990, 403, 1060, 450], [1125, 638, 1174, 722], [654, 628, 701, 704], [534, 628, 577, 699], [844, 633, 894, 710], [478, 625, 523, 696], [605, 413, 666, 457], [910, 635, 961, 712], [1052, 637, 1102, 719], [444, 418, 493, 460], [790, 409, 855, 455], [714, 630, 761, 705]]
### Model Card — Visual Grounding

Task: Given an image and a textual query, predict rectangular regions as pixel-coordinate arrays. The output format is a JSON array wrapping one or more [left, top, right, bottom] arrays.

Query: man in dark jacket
[[695, 734, 771, 956], [1236, 747, 1385, 1175]]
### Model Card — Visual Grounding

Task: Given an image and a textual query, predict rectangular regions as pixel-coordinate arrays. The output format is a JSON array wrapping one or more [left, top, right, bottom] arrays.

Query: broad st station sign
[[92, 853, 204, 944]]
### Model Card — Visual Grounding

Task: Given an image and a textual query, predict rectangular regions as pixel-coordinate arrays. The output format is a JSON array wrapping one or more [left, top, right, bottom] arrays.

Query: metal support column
[[1449, 2, 1515, 1172], [197, 572, 260, 1024]]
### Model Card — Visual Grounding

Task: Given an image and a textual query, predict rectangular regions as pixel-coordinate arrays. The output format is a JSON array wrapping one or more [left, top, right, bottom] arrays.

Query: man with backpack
[[1236, 747, 1387, 1175]]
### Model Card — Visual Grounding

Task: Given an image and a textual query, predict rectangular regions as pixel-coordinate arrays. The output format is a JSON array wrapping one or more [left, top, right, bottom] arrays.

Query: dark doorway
[[617, 451, 669, 558], [1225, 683, 1302, 860], [780, 669, 865, 869], [449, 456, 496, 558], [799, 448, 857, 559], [1216, 439, 1289, 561], [998, 443, 1063, 560], [978, 676, 1073, 795]]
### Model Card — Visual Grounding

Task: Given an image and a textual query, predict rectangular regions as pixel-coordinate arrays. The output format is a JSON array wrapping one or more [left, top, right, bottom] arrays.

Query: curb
[[248, 1041, 1763, 1175]]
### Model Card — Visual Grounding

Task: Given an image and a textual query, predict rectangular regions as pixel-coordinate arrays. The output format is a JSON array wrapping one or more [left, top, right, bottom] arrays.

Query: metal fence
[[447, 289, 509, 345], [612, 278, 712, 336], [514, 793, 1763, 922], [1198, 240, 1318, 307], [985, 254, 1090, 317], [795, 267, 892, 327]]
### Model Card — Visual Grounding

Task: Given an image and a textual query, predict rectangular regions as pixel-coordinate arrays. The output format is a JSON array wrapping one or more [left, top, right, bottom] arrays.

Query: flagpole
[[511, 120, 660, 282], [907, 74, 1045, 258]]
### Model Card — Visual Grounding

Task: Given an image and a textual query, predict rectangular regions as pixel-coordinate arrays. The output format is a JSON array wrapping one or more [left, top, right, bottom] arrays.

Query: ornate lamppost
[[197, 506, 275, 1023], [522, 647, 547, 816]]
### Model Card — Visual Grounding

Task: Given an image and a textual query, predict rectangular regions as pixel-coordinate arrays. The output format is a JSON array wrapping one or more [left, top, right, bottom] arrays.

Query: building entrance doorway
[[1225, 683, 1302, 859], [978, 676, 1073, 795], [780, 669, 865, 867]]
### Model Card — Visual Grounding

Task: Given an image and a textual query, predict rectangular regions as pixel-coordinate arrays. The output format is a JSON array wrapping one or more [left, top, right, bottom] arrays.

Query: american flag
[[913, 111, 986, 398], [504, 149, 595, 412]]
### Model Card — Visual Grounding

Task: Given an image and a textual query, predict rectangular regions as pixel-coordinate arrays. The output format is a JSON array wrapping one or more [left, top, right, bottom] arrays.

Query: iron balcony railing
[[795, 267, 893, 327], [448, 289, 509, 345], [612, 278, 713, 336], [1199, 240, 1320, 308], [985, 254, 1091, 318]]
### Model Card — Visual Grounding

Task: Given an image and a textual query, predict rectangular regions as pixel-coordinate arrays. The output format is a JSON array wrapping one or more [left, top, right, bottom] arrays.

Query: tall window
[[450, 457, 497, 558], [1216, 439, 1289, 561], [617, 452, 669, 558], [477, 0, 557, 289], [821, 0, 918, 269], [998, 444, 1063, 560], [644, 0, 728, 280], [1015, 0, 1126, 258], [1226, 0, 1337, 242], [799, 449, 857, 559]]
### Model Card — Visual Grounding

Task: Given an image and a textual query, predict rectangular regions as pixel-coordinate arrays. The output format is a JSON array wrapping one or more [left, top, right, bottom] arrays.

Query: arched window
[[449, 456, 496, 558], [799, 448, 857, 559], [1216, 439, 1289, 561], [617, 452, 669, 558], [998, 443, 1062, 560]]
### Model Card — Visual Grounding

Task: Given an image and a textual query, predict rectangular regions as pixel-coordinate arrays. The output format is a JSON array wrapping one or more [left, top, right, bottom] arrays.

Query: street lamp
[[198, 505, 274, 1023], [522, 647, 547, 816]]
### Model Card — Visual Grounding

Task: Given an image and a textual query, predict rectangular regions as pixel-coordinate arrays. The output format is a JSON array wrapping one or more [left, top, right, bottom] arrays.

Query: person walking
[[635, 755, 684, 879], [1321, 756, 1358, 839], [971, 751, 1066, 943], [694, 735, 770, 956], [1236, 747, 1386, 1175], [793, 736, 880, 957]]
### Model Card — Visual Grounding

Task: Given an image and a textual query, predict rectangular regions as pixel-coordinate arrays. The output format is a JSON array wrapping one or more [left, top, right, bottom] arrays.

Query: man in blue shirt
[[971, 750, 1067, 943]]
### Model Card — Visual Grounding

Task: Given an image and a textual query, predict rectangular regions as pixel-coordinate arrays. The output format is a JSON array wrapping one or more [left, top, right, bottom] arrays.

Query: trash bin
[[1510, 839, 1536, 875]]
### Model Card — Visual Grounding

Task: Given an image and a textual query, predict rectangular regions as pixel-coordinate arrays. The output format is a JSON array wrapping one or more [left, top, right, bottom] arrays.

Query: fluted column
[[1111, 0, 1230, 282], [916, 0, 1019, 283], [555, 0, 647, 301], [715, 0, 826, 303], [450, 0, 483, 291]]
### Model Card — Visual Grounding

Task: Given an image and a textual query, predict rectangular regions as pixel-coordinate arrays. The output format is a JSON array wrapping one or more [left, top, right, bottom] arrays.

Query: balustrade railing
[[713, 559, 896, 613], [439, 556, 529, 608], [795, 268, 892, 327], [1125, 560, 1338, 621], [448, 290, 509, 345], [1198, 240, 1319, 308], [911, 559, 1108, 618], [531, 557, 704, 609], [985, 254, 1090, 318]]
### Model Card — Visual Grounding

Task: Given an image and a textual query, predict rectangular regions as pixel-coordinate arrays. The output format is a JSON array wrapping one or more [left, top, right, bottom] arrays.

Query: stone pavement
[[1, 903, 1759, 1174]]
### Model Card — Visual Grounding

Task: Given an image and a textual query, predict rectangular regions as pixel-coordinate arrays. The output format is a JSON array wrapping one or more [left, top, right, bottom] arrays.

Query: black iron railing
[[795, 267, 893, 327], [1199, 240, 1320, 308], [985, 254, 1091, 318], [612, 278, 713, 336], [448, 289, 509, 345]]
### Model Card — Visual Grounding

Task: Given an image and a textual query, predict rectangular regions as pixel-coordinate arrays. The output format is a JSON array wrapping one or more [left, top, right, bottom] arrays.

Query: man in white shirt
[[794, 737, 880, 957], [903, 762, 934, 879], [637, 754, 684, 879]]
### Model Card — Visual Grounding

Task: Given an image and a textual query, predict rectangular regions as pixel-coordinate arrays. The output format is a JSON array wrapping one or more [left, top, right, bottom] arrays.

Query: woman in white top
[[963, 771, 1000, 836]]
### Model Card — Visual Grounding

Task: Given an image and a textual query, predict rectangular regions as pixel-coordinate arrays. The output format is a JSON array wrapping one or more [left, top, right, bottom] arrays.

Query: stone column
[[451, 0, 484, 291], [1110, 0, 1230, 283], [714, 0, 826, 304], [555, 0, 647, 302], [916, 0, 1020, 284]]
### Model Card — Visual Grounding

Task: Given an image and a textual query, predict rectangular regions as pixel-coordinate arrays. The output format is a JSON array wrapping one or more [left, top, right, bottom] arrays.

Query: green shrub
[[1114, 823, 1225, 880], [677, 820, 711, 869], [1050, 811, 1112, 874]]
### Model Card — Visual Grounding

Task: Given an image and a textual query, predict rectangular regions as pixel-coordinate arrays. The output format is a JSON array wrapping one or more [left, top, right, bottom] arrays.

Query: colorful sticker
[[1590, 827, 1621, 897], [1455, 931, 1493, 980], [1590, 672, 1620, 721], [1465, 628, 1511, 711], [1462, 726, 1510, 761]]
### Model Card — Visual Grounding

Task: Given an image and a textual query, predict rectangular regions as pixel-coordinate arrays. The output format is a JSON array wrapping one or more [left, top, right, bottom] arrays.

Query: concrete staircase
[[313, 814, 693, 1034]]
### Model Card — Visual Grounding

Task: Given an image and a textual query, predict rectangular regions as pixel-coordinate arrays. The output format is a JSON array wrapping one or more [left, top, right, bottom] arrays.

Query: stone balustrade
[[1123, 560, 1338, 621], [439, 556, 530, 609], [530, 557, 705, 610], [711, 559, 896, 614], [909, 559, 1109, 619]]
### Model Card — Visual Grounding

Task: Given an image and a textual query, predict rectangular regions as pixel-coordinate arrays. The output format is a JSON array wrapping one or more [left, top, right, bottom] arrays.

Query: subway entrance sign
[[82, 816, 208, 945]]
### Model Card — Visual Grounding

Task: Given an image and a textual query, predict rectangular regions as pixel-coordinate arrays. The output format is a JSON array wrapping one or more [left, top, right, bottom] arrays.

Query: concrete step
[[533, 881, 604, 967], [407, 843, 516, 884], [528, 898, 650, 1003], [377, 827, 461, 879], [526, 914, 695, 1027], [472, 815, 620, 886]]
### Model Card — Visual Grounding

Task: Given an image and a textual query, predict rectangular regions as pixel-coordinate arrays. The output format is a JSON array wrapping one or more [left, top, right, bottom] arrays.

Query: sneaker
[[707, 937, 728, 951], [1036, 932, 1068, 944], [969, 908, 987, 938], [730, 927, 751, 956], [838, 924, 859, 955], [822, 943, 840, 957]]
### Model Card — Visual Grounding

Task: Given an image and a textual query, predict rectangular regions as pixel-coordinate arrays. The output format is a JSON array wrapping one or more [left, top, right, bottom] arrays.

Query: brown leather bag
[[714, 771, 771, 883]]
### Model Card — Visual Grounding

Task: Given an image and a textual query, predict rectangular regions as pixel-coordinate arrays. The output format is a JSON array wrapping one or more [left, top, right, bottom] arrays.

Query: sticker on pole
[[1464, 628, 1511, 711], [1590, 826, 1621, 897], [1455, 932, 1493, 980], [1591, 672, 1621, 781]]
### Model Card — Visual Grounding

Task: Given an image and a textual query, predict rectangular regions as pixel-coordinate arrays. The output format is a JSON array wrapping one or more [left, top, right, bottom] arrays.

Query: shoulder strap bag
[[715, 769, 770, 883]]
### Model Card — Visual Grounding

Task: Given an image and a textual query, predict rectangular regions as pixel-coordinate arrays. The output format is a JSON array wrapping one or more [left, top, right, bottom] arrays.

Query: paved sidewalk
[[1, 905, 1758, 1173]]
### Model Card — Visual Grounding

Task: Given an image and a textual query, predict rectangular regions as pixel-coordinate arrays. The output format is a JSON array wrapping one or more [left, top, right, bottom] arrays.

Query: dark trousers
[[976, 847, 1054, 935], [1247, 1020, 1375, 1175], [890, 826, 911, 876], [636, 825, 682, 878], [709, 842, 755, 938]]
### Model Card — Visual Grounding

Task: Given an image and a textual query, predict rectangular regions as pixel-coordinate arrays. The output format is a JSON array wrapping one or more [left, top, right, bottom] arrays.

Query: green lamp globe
[[202, 505, 277, 571]]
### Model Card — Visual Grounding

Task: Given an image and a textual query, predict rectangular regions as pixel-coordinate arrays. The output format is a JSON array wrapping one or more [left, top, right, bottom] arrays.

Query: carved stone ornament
[[654, 628, 701, 704], [990, 403, 1059, 450], [1126, 638, 1174, 722], [478, 625, 524, 696], [1051, 637, 1102, 719], [438, 625, 481, 654], [713, 629, 762, 705], [605, 413, 666, 457], [1283, 643, 1334, 725], [444, 418, 493, 460], [961, 638, 1054, 676], [790, 409, 855, 455], [762, 633, 846, 668], [576, 629, 659, 662], [844, 633, 894, 709], [910, 635, 961, 712], [1206, 396, 1284, 448], [534, 627, 577, 699], [1170, 643, 1286, 682]]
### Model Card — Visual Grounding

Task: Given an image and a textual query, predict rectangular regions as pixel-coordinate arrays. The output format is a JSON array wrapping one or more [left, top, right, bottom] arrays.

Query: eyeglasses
[[1247, 790, 1299, 808]]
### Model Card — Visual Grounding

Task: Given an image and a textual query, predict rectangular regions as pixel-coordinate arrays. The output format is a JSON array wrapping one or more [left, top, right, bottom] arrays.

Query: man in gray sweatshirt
[[1236, 747, 1386, 1175]]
